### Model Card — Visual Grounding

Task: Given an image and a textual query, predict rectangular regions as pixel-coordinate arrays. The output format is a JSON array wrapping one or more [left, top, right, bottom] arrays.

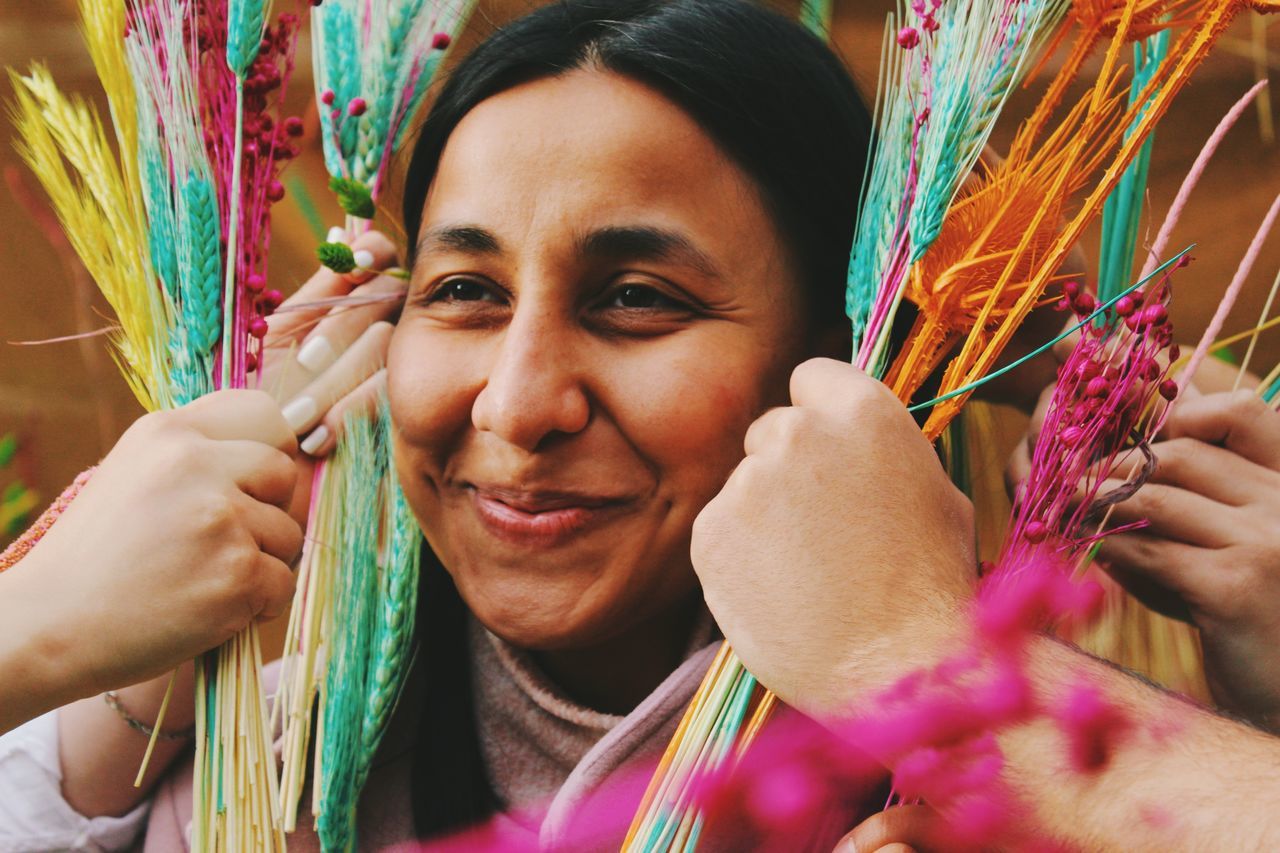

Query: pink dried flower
[[1055, 684, 1131, 773]]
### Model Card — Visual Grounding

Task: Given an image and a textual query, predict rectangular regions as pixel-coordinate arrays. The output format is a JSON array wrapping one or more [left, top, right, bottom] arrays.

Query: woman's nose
[[470, 308, 591, 452]]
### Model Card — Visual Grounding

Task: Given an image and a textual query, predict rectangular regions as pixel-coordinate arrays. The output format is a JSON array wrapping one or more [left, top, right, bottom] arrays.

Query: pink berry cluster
[[192, 5, 302, 378], [316, 32, 452, 154], [898, 0, 942, 49]]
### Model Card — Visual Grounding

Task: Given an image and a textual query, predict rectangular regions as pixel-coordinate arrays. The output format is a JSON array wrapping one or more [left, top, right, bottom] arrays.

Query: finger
[[1095, 478, 1237, 549], [219, 440, 299, 509], [977, 144, 1003, 170], [1026, 382, 1056, 452], [252, 552, 298, 622], [177, 389, 297, 454], [742, 406, 790, 457], [833, 806, 940, 853], [1004, 435, 1032, 497], [300, 368, 388, 457], [1162, 390, 1280, 470], [1141, 437, 1276, 507], [283, 321, 393, 436], [290, 273, 404, 375], [343, 229, 401, 284], [1095, 531, 1203, 622], [285, 229, 398, 302], [265, 230, 400, 342], [238, 494, 305, 566], [790, 357, 892, 419]]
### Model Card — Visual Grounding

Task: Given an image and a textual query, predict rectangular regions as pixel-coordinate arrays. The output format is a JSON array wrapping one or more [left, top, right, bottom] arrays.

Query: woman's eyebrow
[[580, 226, 722, 279], [415, 224, 502, 257]]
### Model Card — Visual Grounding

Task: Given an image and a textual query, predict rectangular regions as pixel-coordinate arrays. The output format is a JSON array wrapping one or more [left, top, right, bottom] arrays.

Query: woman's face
[[390, 69, 810, 651]]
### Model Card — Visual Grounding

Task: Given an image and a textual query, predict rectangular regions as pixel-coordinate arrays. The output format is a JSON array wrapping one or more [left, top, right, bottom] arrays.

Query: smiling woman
[[395, 68, 810, 654], [388, 0, 874, 841], [0, 0, 878, 850]]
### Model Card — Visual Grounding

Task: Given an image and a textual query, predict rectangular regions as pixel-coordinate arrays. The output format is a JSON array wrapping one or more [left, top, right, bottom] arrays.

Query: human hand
[[833, 805, 941, 853], [263, 227, 402, 458], [1084, 391, 1280, 730], [11, 390, 302, 699], [691, 359, 976, 718]]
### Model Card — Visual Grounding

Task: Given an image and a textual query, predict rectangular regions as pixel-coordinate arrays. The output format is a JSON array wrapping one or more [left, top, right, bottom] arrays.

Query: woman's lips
[[468, 486, 632, 547]]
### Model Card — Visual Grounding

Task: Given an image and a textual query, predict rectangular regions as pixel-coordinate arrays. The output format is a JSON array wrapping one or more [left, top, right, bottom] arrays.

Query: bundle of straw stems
[[193, 629, 286, 851], [275, 457, 340, 831]]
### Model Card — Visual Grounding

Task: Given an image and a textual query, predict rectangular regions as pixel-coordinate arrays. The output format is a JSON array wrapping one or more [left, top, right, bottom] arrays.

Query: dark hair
[[403, 0, 874, 840], [401, 0, 872, 328]]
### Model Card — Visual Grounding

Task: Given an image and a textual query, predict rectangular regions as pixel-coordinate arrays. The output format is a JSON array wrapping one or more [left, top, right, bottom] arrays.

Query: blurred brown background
[[1, 1, 1278, 545]]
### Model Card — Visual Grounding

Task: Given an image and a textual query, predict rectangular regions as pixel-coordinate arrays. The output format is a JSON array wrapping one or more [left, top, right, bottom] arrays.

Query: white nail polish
[[296, 335, 336, 373], [326, 226, 347, 244], [282, 396, 318, 433], [300, 424, 331, 456], [352, 249, 374, 270]]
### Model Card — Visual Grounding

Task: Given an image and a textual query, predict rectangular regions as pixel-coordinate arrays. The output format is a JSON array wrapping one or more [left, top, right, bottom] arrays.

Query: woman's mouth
[[467, 485, 634, 547]]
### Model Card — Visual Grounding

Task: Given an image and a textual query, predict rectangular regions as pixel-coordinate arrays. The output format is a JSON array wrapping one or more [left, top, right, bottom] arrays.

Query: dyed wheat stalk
[[8, 64, 170, 411], [10, 1, 300, 848], [274, 4, 472, 848]]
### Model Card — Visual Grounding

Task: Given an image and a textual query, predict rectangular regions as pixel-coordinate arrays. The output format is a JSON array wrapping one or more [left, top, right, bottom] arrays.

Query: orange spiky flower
[[884, 76, 1128, 402], [914, 0, 1273, 439], [1016, 0, 1201, 157]]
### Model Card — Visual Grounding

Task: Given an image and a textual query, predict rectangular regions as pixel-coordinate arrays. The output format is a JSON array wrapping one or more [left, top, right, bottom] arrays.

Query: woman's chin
[[466, 597, 606, 652], [451, 567, 634, 651]]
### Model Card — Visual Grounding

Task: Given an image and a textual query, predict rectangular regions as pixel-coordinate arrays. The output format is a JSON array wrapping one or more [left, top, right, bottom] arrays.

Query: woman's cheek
[[387, 325, 477, 446], [610, 348, 763, 498]]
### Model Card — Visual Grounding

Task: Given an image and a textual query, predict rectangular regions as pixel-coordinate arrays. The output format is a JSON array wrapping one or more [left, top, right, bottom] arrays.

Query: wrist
[[0, 557, 84, 727], [806, 600, 970, 721], [111, 664, 198, 730]]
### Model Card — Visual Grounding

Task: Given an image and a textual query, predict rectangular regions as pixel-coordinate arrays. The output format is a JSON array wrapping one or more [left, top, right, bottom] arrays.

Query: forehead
[[422, 69, 776, 251]]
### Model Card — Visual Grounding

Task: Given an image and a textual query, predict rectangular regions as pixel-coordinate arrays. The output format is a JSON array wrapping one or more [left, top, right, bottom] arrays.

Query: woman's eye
[[439, 278, 494, 302], [609, 284, 682, 310]]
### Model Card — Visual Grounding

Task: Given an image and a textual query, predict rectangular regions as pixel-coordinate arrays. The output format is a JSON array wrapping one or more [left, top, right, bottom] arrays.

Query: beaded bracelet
[[103, 691, 196, 741]]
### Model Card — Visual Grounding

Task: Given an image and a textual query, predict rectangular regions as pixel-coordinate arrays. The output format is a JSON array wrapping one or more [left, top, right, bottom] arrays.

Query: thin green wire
[[907, 245, 1194, 413]]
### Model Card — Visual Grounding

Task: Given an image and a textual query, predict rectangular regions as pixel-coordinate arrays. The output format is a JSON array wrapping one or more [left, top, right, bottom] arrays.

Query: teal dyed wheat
[[317, 412, 383, 853], [312, 406, 419, 853], [178, 175, 223, 357], [355, 418, 421, 800], [318, 4, 359, 176], [846, 0, 1071, 361], [227, 0, 270, 77], [1097, 31, 1169, 303], [138, 135, 178, 298], [313, 0, 474, 196]]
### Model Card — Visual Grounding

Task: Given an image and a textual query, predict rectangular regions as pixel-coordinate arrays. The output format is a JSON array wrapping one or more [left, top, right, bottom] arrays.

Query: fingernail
[[282, 396, 318, 433], [296, 335, 336, 373], [300, 424, 330, 456], [326, 226, 347, 244], [352, 249, 374, 270]]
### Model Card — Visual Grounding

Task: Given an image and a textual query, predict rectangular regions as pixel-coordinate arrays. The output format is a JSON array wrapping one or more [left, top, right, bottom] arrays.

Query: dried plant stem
[[220, 77, 245, 384], [1235, 266, 1280, 389], [133, 668, 178, 787]]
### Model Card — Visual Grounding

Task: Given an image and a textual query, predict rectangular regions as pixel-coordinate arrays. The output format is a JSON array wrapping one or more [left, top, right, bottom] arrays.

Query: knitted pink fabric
[[0, 468, 94, 574]]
